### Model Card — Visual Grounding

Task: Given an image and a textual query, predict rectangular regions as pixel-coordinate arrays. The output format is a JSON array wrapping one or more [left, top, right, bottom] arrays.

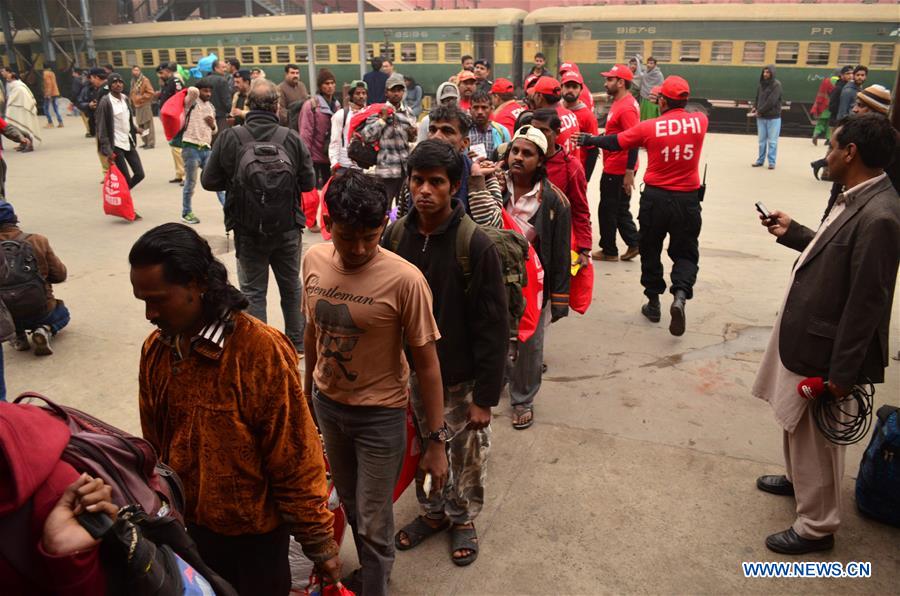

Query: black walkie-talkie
[[697, 164, 708, 202]]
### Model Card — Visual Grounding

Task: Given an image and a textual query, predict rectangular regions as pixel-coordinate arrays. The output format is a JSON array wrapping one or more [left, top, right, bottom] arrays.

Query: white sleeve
[[329, 108, 343, 168]]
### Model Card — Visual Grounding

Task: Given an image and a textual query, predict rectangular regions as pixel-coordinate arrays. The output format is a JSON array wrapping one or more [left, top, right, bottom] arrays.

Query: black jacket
[[158, 76, 183, 108], [503, 179, 571, 321], [754, 65, 783, 119], [382, 202, 509, 407], [95, 92, 137, 156], [201, 110, 316, 230], [77, 82, 108, 115], [201, 72, 231, 119], [827, 79, 847, 125], [777, 175, 900, 386]]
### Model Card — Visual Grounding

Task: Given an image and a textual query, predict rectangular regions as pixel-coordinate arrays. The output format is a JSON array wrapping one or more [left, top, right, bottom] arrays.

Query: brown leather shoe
[[620, 246, 640, 261], [591, 249, 618, 261]]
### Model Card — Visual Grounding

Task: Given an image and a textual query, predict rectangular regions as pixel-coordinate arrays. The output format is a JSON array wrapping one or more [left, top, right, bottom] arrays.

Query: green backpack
[[389, 214, 529, 338]]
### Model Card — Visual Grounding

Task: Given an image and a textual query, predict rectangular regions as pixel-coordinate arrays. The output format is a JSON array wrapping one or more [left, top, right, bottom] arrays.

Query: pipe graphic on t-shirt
[[315, 300, 364, 382]]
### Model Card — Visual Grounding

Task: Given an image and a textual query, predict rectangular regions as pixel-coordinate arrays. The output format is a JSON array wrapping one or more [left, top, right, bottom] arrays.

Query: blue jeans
[[15, 301, 71, 335], [182, 145, 225, 215], [312, 389, 406, 596], [756, 117, 781, 166], [43, 96, 62, 124]]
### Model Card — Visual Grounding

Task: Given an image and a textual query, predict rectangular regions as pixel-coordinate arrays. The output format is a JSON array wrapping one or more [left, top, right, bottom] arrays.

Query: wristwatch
[[426, 422, 451, 443]]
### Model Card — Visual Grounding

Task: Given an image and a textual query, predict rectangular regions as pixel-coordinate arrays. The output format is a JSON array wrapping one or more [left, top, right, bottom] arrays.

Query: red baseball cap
[[560, 71, 583, 86], [600, 64, 634, 82], [457, 70, 477, 82], [490, 78, 514, 94], [559, 62, 580, 75], [533, 76, 561, 97], [660, 75, 690, 100]]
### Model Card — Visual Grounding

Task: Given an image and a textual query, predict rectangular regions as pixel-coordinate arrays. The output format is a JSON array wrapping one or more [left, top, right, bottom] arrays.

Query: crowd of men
[[0, 45, 898, 596]]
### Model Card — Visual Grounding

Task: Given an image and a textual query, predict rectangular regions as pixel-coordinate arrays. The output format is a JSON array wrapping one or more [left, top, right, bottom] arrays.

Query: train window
[[596, 41, 617, 63], [837, 43, 861, 65], [806, 42, 830, 66], [241, 47, 255, 64], [336, 44, 352, 63], [379, 43, 396, 62], [97, 51, 109, 65], [175, 49, 188, 64], [111, 51, 124, 67], [445, 43, 462, 62], [742, 41, 766, 63], [140, 50, 153, 66], [423, 43, 439, 62], [624, 41, 644, 59], [294, 45, 309, 63], [276, 46, 290, 63], [775, 42, 798, 65], [678, 41, 700, 63], [870, 44, 895, 68], [400, 43, 417, 62], [258, 47, 273, 64], [710, 41, 732, 64], [190, 48, 203, 64], [365, 44, 375, 61], [207, 48, 218, 57], [125, 51, 138, 66], [315, 45, 330, 63], [224, 47, 237, 60], [158, 49, 171, 63], [652, 41, 672, 62]]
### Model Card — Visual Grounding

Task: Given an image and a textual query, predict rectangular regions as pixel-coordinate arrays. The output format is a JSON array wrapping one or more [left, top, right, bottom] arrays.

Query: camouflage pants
[[409, 374, 490, 525]]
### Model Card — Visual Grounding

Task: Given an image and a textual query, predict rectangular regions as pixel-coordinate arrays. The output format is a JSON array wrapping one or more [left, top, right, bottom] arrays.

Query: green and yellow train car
[[526, 4, 898, 107], [8, 9, 526, 95]]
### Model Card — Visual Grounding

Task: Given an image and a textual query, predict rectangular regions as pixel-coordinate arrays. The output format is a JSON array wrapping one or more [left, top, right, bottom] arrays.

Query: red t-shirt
[[458, 98, 471, 112], [579, 84, 593, 111], [568, 103, 598, 170], [602, 94, 640, 176], [616, 108, 708, 191], [493, 100, 526, 138], [555, 104, 579, 156]]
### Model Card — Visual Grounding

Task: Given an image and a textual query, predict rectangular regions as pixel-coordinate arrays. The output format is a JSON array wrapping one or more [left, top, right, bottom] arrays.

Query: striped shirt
[[159, 313, 231, 361]]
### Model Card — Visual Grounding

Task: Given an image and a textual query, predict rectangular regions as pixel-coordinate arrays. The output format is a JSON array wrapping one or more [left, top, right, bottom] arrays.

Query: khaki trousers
[[170, 145, 184, 179], [783, 403, 846, 539], [80, 111, 91, 134]]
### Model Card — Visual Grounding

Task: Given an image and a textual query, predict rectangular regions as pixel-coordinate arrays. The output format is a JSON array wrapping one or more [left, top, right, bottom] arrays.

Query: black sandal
[[450, 524, 479, 566], [394, 516, 450, 551]]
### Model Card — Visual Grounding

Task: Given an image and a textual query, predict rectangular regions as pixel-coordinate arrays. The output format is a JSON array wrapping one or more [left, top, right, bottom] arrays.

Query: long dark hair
[[128, 223, 248, 321]]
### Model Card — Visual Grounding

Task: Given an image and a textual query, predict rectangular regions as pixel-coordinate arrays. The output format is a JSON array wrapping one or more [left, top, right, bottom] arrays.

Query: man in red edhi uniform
[[578, 76, 708, 337], [592, 64, 641, 264], [490, 78, 525, 139], [529, 77, 578, 156], [560, 70, 599, 180], [558, 63, 594, 110]]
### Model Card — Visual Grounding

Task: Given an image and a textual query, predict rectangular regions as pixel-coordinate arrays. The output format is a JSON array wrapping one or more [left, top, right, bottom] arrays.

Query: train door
[[540, 25, 561, 73], [474, 28, 494, 65]]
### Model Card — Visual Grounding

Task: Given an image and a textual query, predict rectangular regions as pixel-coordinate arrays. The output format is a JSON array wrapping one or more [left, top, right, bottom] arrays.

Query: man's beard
[[563, 93, 578, 103]]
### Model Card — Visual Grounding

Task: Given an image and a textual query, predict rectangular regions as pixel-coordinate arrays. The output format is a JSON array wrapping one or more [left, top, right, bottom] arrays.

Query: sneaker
[[767, 164, 775, 170], [751, 162, 764, 168], [591, 249, 618, 261], [32, 326, 53, 356], [57, 122, 64, 128], [168, 178, 183, 184], [181, 212, 201, 225], [620, 245, 640, 261], [11, 334, 30, 352]]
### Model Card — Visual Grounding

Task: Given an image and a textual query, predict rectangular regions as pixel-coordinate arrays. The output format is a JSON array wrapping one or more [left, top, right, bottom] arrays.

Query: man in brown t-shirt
[[303, 170, 449, 596]]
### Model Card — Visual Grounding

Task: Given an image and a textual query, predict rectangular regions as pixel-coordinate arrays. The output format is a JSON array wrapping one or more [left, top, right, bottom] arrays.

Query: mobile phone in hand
[[755, 201, 774, 221]]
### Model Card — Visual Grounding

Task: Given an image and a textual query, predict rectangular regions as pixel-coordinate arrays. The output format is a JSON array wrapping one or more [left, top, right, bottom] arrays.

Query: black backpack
[[226, 126, 300, 236], [0, 233, 48, 320]]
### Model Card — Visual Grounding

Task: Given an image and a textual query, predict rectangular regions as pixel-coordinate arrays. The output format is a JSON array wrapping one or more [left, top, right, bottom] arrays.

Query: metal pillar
[[0, 0, 15, 70], [38, 0, 57, 66], [357, 0, 366, 80], [305, 0, 315, 93], [245, 0, 252, 17], [78, 0, 96, 66]]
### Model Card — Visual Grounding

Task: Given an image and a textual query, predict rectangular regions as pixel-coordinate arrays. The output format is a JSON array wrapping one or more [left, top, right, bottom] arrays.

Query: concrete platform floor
[[3, 116, 899, 594]]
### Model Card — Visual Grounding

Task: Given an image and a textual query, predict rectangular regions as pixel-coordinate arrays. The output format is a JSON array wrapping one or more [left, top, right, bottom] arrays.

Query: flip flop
[[450, 524, 479, 567], [512, 405, 534, 430], [394, 516, 450, 551]]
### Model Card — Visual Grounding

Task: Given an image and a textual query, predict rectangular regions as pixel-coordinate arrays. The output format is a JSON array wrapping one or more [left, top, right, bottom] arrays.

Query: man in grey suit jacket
[[752, 113, 899, 554]]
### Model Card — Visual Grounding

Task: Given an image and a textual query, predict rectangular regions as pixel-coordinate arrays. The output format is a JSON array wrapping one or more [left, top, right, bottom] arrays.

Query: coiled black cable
[[812, 381, 874, 445]]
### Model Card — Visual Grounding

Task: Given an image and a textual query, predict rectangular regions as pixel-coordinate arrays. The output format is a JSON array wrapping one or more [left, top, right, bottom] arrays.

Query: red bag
[[159, 88, 188, 141], [392, 402, 422, 501], [500, 210, 544, 343], [302, 188, 320, 228], [319, 175, 333, 240], [102, 163, 136, 221], [569, 231, 594, 315]]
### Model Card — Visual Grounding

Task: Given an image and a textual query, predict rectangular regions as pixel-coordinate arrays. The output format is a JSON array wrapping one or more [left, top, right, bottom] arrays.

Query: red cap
[[560, 71, 583, 86], [650, 85, 662, 98], [660, 75, 690, 100], [600, 64, 634, 82], [533, 76, 561, 97], [457, 70, 477, 82], [559, 62, 580, 75], [490, 78, 514, 94]]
